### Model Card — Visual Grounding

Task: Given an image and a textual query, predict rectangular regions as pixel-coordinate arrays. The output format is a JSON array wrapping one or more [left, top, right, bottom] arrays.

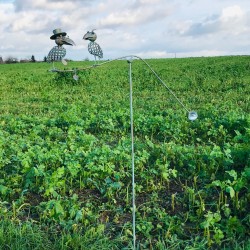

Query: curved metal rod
[[49, 55, 190, 113], [131, 56, 190, 113], [49, 55, 131, 72]]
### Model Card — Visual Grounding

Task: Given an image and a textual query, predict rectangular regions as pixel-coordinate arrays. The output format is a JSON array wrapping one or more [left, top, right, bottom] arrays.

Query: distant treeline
[[0, 55, 47, 64], [0, 56, 78, 64]]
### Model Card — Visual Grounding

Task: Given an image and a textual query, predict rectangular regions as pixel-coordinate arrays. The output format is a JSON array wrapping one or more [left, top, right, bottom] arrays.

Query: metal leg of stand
[[128, 59, 136, 250]]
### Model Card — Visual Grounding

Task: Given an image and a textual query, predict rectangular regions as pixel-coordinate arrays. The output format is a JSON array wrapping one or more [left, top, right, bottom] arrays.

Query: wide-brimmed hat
[[50, 28, 67, 40]]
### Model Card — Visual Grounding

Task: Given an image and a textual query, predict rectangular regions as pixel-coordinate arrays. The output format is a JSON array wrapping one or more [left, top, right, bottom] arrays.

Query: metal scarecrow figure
[[47, 28, 75, 65], [83, 30, 103, 63]]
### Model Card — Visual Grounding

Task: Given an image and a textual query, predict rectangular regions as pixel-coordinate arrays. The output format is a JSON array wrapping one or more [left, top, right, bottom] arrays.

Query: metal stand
[[49, 55, 198, 249], [128, 59, 136, 250]]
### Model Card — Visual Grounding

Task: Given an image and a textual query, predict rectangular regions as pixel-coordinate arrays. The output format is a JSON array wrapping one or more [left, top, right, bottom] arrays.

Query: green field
[[0, 56, 249, 249]]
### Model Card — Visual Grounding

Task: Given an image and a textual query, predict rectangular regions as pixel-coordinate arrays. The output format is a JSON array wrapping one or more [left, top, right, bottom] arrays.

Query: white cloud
[[0, 3, 14, 27], [174, 5, 250, 37], [14, 0, 88, 11], [136, 50, 169, 59], [220, 5, 244, 21], [219, 5, 249, 35], [98, 0, 171, 28]]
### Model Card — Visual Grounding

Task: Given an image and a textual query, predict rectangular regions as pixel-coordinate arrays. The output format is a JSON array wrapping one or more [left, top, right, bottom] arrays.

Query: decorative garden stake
[[83, 30, 103, 64], [49, 51, 198, 250], [47, 28, 75, 67]]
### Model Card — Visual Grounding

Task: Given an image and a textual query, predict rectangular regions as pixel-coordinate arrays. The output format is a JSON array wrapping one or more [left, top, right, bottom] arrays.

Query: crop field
[[0, 56, 249, 249]]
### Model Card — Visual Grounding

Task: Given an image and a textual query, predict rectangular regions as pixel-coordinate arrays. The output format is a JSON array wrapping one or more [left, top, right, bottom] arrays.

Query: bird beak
[[62, 36, 75, 46], [83, 33, 89, 40]]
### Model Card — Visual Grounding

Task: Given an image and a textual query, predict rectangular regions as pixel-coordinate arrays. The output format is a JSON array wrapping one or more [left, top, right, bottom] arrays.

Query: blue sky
[[0, 0, 250, 61]]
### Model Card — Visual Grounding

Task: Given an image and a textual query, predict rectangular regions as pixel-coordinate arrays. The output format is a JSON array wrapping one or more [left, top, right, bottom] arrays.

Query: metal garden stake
[[48, 30, 198, 248]]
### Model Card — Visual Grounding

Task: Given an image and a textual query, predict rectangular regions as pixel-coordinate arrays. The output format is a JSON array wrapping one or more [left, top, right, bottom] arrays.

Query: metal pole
[[128, 59, 136, 250]]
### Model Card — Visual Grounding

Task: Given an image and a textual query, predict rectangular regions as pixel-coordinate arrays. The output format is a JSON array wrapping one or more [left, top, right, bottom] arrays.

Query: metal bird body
[[47, 45, 66, 62], [83, 30, 103, 63], [47, 29, 75, 65], [88, 42, 103, 59]]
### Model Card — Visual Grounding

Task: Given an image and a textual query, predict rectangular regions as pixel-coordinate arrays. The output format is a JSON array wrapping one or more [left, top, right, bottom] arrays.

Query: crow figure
[[47, 28, 75, 65], [83, 30, 103, 63]]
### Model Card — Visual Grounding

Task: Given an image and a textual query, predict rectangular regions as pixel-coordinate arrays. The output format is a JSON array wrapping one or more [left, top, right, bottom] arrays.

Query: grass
[[0, 219, 249, 250], [0, 219, 124, 250]]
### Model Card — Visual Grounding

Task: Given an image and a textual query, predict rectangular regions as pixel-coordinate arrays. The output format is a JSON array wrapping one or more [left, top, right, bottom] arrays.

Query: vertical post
[[128, 59, 136, 249]]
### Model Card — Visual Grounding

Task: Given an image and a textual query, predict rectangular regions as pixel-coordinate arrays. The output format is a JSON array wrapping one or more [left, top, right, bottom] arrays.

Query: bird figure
[[47, 28, 75, 66], [83, 30, 103, 64]]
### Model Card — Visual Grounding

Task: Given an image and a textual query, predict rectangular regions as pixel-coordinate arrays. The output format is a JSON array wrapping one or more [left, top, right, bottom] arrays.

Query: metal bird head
[[83, 30, 97, 42], [62, 35, 75, 46], [54, 35, 75, 46], [50, 28, 75, 46]]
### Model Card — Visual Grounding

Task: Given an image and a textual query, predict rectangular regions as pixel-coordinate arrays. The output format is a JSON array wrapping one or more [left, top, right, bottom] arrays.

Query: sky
[[0, 0, 250, 61]]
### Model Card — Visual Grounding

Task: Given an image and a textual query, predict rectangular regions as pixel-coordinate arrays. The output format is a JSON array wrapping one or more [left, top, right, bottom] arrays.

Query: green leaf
[[54, 201, 64, 216], [0, 185, 8, 195], [213, 227, 224, 244], [211, 180, 222, 187], [226, 170, 237, 180], [244, 168, 250, 179], [200, 220, 210, 229], [75, 210, 83, 222], [111, 182, 121, 189], [162, 172, 169, 180], [226, 186, 235, 198], [213, 212, 221, 222]]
